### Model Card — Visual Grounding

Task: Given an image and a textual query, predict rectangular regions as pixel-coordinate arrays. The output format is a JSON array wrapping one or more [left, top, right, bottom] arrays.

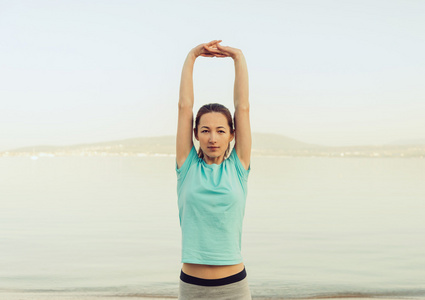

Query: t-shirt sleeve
[[229, 148, 250, 182], [176, 145, 197, 182]]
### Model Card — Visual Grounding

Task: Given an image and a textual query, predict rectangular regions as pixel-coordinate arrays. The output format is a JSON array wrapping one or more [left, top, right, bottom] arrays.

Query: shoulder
[[176, 145, 199, 180], [227, 147, 250, 181]]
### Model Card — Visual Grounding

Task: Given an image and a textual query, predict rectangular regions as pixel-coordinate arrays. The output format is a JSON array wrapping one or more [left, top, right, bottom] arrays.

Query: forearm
[[179, 52, 197, 109], [233, 53, 249, 110]]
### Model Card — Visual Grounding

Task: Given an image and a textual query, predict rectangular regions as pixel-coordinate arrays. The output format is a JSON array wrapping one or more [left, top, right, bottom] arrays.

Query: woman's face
[[195, 112, 234, 164]]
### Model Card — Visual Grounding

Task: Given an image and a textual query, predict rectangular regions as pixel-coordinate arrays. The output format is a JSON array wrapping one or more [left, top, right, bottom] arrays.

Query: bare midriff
[[182, 262, 245, 279]]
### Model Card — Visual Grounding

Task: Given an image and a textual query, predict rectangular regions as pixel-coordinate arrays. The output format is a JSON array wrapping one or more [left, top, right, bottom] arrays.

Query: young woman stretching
[[176, 40, 252, 299]]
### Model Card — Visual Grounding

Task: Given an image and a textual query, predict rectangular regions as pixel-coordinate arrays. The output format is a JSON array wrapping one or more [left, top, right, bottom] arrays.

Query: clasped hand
[[191, 40, 242, 60]]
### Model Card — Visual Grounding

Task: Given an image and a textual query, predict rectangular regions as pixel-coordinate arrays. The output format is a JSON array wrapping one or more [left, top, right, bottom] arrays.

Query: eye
[[201, 130, 209, 133], [219, 130, 225, 133]]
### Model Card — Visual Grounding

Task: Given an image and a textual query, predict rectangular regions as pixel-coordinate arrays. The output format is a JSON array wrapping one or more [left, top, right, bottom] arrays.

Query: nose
[[209, 132, 217, 143]]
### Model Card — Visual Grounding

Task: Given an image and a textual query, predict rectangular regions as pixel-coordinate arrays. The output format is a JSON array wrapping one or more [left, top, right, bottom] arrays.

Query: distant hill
[[5, 133, 318, 155], [251, 133, 321, 155], [3, 133, 425, 157], [6, 135, 176, 155], [387, 138, 425, 146]]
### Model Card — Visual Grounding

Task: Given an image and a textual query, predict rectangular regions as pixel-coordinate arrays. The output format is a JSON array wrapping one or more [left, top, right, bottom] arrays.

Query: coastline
[[0, 292, 416, 300]]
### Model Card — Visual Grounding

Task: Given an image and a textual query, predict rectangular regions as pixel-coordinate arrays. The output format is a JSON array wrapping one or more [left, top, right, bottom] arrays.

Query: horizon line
[[2, 132, 425, 153]]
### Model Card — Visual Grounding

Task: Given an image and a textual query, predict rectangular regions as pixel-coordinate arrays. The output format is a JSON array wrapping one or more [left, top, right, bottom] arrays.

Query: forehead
[[199, 112, 229, 127]]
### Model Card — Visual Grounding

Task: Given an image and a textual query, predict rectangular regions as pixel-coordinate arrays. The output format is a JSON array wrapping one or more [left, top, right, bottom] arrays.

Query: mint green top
[[176, 145, 250, 265]]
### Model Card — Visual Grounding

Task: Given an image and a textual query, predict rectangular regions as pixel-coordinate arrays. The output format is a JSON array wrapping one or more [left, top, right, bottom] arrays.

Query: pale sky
[[1, 0, 424, 151]]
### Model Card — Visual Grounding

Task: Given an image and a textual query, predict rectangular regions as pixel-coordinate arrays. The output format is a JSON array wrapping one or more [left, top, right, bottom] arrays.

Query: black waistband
[[180, 267, 247, 287]]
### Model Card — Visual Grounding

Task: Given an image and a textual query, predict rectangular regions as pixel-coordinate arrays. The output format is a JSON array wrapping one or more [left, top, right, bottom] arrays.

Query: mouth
[[208, 146, 219, 150]]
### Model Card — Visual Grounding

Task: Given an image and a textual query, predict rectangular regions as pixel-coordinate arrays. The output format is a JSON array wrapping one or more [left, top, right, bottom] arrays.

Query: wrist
[[232, 50, 244, 61], [188, 50, 199, 60]]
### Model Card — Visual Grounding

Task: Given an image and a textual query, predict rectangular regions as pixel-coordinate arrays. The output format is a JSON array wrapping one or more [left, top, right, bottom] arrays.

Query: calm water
[[0, 155, 424, 299]]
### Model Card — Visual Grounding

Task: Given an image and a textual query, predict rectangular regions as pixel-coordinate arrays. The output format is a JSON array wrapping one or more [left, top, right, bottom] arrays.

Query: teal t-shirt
[[176, 145, 250, 265]]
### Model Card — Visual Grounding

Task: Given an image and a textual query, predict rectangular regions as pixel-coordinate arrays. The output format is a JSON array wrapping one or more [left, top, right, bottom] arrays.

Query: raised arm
[[231, 51, 251, 170], [176, 40, 222, 169], [205, 43, 251, 170]]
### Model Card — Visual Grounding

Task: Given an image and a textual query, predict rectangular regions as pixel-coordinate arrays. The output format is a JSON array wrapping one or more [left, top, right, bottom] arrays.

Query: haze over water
[[1, 155, 424, 298], [2, 1, 425, 298]]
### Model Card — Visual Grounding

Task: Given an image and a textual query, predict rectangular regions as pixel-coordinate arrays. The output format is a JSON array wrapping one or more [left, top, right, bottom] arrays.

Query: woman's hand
[[190, 40, 222, 58], [204, 42, 243, 60]]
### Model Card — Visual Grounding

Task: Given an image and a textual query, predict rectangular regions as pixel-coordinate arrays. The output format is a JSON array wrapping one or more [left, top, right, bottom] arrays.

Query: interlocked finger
[[206, 40, 222, 48]]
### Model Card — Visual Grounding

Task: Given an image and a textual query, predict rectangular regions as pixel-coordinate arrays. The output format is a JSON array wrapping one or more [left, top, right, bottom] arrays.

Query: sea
[[0, 154, 424, 299]]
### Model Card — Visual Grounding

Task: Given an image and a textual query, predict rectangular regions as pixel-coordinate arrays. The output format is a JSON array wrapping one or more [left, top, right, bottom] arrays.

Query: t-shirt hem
[[181, 258, 243, 265]]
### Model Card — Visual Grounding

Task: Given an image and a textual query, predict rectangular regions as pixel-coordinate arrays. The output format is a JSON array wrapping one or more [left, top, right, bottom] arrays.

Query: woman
[[176, 40, 251, 300]]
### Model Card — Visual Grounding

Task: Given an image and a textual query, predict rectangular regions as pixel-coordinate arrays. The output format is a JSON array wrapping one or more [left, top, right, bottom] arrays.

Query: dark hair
[[194, 103, 234, 159]]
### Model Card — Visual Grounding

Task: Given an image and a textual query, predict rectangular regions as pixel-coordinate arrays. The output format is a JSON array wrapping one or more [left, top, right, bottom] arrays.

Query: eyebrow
[[200, 126, 226, 129]]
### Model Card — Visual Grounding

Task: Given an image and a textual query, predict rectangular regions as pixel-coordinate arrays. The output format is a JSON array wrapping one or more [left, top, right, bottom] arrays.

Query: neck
[[203, 153, 225, 165]]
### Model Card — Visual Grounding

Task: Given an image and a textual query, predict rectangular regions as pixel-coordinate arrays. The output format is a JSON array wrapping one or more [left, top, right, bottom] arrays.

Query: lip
[[208, 146, 219, 150]]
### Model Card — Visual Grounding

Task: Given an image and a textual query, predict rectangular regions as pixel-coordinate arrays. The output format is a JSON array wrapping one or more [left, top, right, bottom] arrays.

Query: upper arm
[[234, 106, 251, 170], [176, 105, 194, 169]]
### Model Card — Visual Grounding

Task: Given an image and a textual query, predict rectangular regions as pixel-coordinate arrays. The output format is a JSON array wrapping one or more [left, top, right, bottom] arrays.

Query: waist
[[182, 262, 245, 279]]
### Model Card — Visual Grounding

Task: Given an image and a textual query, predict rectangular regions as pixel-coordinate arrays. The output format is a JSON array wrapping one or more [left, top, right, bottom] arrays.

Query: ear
[[194, 128, 199, 141], [229, 132, 235, 142]]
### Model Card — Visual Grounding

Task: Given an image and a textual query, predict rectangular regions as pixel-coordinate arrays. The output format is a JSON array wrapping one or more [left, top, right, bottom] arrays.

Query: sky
[[1, 0, 424, 151]]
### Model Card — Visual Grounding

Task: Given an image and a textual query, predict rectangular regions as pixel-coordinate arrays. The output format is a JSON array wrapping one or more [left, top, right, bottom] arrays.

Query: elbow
[[178, 100, 193, 110], [235, 104, 250, 113]]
